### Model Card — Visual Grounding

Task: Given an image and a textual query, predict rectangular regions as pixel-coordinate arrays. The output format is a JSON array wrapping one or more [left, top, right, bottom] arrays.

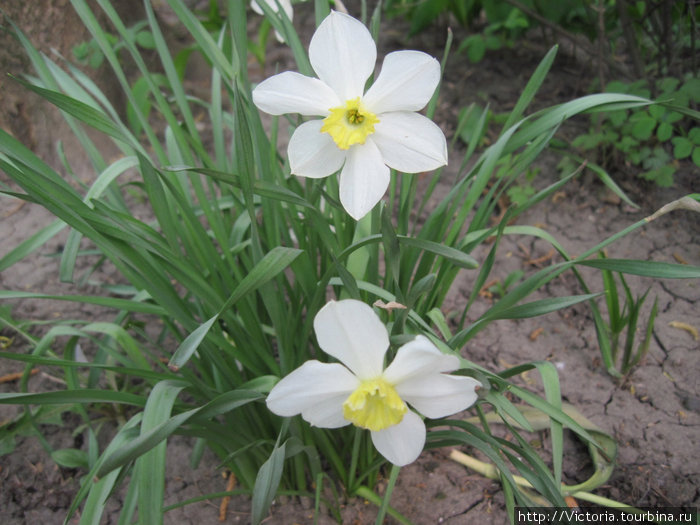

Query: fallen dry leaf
[[668, 321, 699, 341], [373, 300, 407, 313]]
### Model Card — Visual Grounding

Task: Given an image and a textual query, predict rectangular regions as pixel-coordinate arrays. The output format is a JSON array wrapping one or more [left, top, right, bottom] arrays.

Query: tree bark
[[0, 0, 142, 172]]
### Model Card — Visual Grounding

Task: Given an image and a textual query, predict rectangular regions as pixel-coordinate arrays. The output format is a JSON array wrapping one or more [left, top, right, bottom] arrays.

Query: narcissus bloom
[[250, 0, 293, 42], [266, 300, 480, 466], [252, 11, 448, 220]]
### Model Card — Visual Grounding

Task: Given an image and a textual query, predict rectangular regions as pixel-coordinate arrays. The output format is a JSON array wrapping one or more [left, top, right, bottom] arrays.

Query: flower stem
[[375, 464, 400, 525], [346, 213, 373, 287], [348, 427, 362, 492], [356, 484, 412, 525]]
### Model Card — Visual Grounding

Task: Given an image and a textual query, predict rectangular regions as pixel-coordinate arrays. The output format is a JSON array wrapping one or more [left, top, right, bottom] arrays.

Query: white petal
[[372, 112, 447, 173], [272, 29, 286, 44], [396, 374, 481, 419], [253, 71, 340, 116], [288, 120, 347, 178], [313, 299, 388, 380], [250, 0, 293, 18], [251, 0, 278, 15], [301, 396, 353, 428], [338, 139, 390, 220], [280, 0, 293, 18], [363, 51, 440, 113], [370, 410, 425, 466], [309, 11, 376, 101], [266, 360, 358, 428], [250, 0, 264, 15], [251, 0, 294, 42], [383, 335, 460, 385]]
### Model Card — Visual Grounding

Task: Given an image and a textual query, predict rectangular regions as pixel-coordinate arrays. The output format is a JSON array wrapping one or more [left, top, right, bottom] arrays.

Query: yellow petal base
[[343, 378, 407, 431], [321, 97, 379, 150]]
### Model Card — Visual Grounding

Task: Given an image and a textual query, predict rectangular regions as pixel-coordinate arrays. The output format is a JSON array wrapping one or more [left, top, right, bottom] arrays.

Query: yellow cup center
[[343, 378, 407, 431], [321, 97, 379, 150]]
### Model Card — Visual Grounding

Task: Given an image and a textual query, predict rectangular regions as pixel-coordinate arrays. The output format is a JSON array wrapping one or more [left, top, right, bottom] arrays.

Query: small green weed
[[567, 77, 700, 187], [596, 254, 659, 377], [487, 269, 525, 298], [73, 20, 155, 69]]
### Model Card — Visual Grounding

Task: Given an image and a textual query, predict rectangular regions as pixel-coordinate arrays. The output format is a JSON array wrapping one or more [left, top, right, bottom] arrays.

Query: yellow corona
[[321, 97, 379, 150], [343, 378, 407, 431]]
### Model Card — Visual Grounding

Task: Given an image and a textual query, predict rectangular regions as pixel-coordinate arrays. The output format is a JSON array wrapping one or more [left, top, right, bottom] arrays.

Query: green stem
[[376, 464, 400, 525], [355, 483, 412, 525], [345, 213, 373, 288], [348, 426, 363, 492]]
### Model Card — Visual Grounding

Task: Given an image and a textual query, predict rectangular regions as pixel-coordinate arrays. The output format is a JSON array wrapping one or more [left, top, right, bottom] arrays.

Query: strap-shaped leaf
[[489, 293, 602, 320], [0, 290, 165, 315], [0, 390, 145, 406], [501, 45, 558, 132], [577, 258, 700, 279], [398, 235, 478, 269], [169, 246, 302, 369], [11, 76, 133, 146], [0, 218, 65, 271], [136, 380, 186, 525], [65, 415, 143, 524], [95, 389, 261, 478], [251, 441, 287, 525]]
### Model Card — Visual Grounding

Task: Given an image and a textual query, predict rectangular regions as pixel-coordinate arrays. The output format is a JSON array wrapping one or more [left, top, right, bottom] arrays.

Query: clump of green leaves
[[597, 255, 659, 377], [387, 0, 697, 80], [384, 0, 592, 64], [486, 269, 525, 298], [454, 105, 539, 207], [73, 20, 155, 69], [568, 77, 700, 187], [457, 3, 530, 63]]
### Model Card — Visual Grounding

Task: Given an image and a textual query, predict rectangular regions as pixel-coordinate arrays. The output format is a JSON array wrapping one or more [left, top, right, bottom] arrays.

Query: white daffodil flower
[[252, 11, 448, 220], [250, 0, 294, 43], [266, 300, 480, 466]]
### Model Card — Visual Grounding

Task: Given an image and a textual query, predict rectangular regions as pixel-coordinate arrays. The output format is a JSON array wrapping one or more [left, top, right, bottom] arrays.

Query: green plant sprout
[[487, 269, 526, 299], [597, 253, 659, 377], [73, 19, 156, 69], [0, 1, 699, 524]]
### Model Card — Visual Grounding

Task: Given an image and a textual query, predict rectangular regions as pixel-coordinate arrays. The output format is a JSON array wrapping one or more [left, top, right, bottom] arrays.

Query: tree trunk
[[0, 0, 142, 172]]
